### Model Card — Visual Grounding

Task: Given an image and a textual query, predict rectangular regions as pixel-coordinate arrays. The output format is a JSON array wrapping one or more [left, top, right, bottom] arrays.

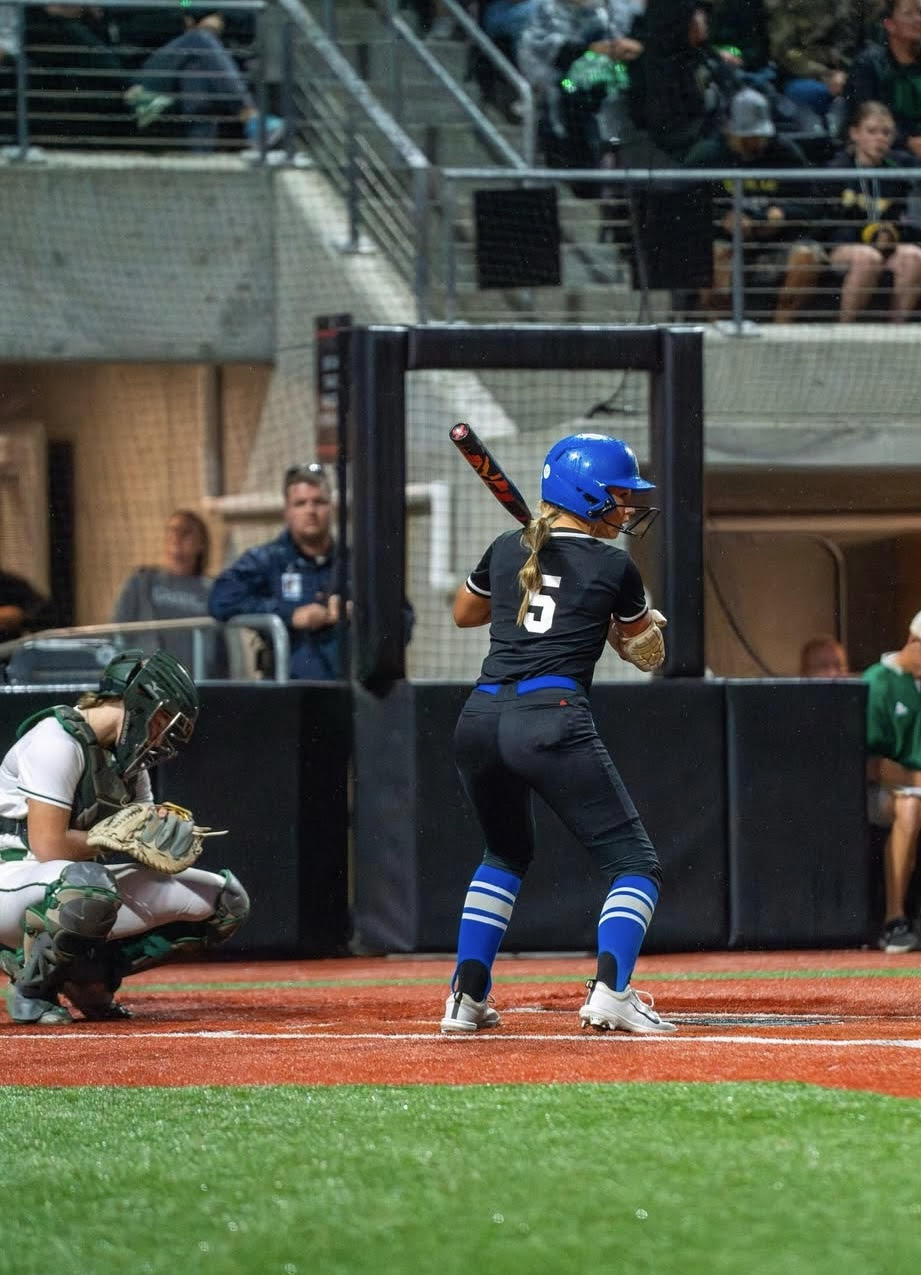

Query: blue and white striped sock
[[596, 874, 659, 992], [452, 864, 522, 997]]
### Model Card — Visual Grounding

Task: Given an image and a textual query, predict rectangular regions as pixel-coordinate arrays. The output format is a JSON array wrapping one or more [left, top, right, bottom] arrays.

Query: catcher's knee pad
[[16, 863, 121, 1001], [209, 869, 250, 941], [113, 870, 250, 976]]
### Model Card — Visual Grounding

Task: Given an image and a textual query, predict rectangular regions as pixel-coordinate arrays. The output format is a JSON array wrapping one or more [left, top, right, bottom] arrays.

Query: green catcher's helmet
[[99, 649, 199, 778]]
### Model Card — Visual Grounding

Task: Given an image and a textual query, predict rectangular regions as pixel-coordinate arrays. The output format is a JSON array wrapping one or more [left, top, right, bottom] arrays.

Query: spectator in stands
[[821, 99, 921, 320], [694, 87, 825, 321], [864, 610, 921, 952], [845, 0, 921, 158], [209, 463, 414, 681], [799, 633, 850, 676], [626, 0, 739, 165], [0, 569, 56, 645], [763, 0, 877, 130], [470, 0, 536, 119], [124, 10, 282, 151], [517, 0, 645, 177], [111, 510, 224, 679]]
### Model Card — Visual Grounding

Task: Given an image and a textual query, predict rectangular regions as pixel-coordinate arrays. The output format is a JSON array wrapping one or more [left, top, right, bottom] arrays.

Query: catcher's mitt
[[86, 801, 225, 875]]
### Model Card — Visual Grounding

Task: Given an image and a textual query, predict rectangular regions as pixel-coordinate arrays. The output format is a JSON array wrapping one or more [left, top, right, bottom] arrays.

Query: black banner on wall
[[314, 313, 352, 464]]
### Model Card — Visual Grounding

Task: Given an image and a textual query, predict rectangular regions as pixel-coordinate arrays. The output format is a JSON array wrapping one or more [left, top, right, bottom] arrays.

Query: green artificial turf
[[1, 1083, 920, 1275]]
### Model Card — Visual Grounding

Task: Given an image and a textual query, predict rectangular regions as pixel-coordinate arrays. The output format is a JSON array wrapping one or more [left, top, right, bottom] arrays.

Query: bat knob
[[450, 423, 470, 441]]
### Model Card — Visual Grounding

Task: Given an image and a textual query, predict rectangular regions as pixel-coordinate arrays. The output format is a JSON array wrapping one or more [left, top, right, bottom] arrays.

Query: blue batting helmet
[[541, 434, 654, 520]]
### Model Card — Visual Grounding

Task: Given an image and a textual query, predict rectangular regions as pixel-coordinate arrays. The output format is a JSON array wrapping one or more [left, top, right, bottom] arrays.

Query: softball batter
[[440, 433, 676, 1035], [0, 649, 249, 1024]]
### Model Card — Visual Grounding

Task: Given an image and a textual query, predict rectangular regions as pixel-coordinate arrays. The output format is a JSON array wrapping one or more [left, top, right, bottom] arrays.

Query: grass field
[[3, 1082, 921, 1275]]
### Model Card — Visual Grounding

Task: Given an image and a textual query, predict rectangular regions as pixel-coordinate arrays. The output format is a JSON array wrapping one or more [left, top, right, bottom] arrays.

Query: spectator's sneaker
[[579, 978, 677, 1034], [440, 990, 500, 1034], [243, 113, 285, 149], [125, 84, 174, 129], [879, 918, 919, 954]]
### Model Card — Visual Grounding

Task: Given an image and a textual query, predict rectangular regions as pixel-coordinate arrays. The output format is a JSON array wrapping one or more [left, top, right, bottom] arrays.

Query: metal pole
[[730, 177, 745, 332], [413, 165, 429, 324], [14, 2, 29, 159], [443, 174, 457, 323], [343, 104, 361, 251], [280, 18, 294, 162]]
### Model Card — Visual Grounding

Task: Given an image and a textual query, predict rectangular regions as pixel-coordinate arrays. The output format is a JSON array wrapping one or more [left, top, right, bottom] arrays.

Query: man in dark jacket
[[844, 0, 921, 158], [209, 464, 413, 680]]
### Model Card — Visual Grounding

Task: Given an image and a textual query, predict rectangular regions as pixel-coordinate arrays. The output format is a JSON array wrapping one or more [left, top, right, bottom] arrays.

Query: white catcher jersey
[[0, 714, 152, 850]]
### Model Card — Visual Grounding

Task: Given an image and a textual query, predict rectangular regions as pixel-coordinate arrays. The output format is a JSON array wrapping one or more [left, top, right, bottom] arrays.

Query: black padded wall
[[0, 684, 352, 958], [725, 679, 871, 948], [165, 684, 351, 956], [353, 681, 729, 953]]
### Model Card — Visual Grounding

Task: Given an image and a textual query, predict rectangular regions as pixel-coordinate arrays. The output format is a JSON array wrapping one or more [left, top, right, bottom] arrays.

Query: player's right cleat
[[4, 983, 72, 1026], [579, 978, 677, 1034], [440, 991, 500, 1034]]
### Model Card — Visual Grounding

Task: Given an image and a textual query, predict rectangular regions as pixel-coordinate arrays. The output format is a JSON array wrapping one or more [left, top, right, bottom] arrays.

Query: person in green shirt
[[863, 610, 921, 952]]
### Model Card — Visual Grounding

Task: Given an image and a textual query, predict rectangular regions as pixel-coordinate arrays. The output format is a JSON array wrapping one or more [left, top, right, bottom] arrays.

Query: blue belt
[[476, 675, 579, 696]]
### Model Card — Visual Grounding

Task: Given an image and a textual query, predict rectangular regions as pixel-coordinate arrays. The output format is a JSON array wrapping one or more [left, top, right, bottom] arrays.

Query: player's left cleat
[[579, 978, 677, 1034], [60, 980, 133, 1021], [440, 991, 501, 1034]]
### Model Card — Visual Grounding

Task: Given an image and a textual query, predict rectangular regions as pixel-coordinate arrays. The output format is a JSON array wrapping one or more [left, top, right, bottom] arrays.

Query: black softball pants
[[454, 685, 662, 887]]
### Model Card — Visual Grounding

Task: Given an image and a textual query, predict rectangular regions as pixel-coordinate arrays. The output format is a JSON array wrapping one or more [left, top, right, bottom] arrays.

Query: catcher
[[0, 649, 249, 1024]]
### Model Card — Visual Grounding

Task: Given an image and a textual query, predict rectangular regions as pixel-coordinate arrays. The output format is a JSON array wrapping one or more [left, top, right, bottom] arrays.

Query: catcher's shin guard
[[3, 862, 121, 1025], [115, 869, 251, 976]]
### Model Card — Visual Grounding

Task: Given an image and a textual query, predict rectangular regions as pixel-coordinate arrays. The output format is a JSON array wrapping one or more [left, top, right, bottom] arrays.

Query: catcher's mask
[[99, 649, 199, 778], [540, 433, 659, 537]]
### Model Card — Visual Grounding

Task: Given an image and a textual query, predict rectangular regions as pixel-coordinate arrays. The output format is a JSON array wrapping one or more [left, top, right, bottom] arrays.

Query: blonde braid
[[516, 502, 563, 626]]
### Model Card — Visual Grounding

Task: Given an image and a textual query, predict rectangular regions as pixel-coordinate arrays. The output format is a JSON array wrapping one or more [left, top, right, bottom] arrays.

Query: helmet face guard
[[541, 433, 659, 537], [100, 649, 199, 778]]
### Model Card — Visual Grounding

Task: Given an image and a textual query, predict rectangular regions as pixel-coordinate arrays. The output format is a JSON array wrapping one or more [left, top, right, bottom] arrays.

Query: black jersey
[[466, 528, 649, 690]]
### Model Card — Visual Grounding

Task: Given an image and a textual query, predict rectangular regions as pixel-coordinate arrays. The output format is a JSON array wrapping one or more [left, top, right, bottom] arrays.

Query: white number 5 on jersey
[[524, 573, 561, 634]]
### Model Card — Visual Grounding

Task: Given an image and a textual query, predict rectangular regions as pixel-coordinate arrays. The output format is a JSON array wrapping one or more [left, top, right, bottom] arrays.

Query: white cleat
[[440, 991, 501, 1035], [579, 978, 677, 1035]]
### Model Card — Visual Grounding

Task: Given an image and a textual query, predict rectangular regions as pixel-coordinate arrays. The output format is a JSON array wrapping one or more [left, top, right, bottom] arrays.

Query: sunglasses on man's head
[[284, 462, 327, 485]]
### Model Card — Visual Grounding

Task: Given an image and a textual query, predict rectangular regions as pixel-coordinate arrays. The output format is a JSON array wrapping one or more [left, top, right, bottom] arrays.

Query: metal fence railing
[[0, 0, 284, 158], [0, 614, 291, 685], [432, 164, 921, 328]]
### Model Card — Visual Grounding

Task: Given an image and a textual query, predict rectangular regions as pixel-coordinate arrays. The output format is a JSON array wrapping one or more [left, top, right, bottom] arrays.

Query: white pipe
[[406, 480, 456, 590]]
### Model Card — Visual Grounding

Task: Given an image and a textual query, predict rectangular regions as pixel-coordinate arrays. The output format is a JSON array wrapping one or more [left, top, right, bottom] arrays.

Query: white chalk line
[[2, 1030, 921, 1048]]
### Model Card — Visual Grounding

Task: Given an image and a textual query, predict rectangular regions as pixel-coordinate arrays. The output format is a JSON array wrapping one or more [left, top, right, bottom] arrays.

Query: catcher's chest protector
[[21, 706, 138, 830]]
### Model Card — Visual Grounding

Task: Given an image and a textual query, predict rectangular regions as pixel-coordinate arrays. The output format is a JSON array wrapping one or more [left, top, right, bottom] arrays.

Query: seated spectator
[[799, 633, 850, 676], [694, 87, 825, 321], [763, 0, 876, 130], [863, 610, 921, 952], [821, 100, 921, 320], [517, 0, 644, 179], [111, 510, 224, 678], [845, 0, 921, 159], [124, 10, 282, 151], [208, 463, 414, 681], [0, 568, 56, 644], [626, 0, 739, 166]]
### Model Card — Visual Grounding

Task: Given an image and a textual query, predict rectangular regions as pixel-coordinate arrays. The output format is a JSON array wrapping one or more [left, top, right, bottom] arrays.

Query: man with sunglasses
[[209, 463, 413, 680], [0, 649, 249, 1024]]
